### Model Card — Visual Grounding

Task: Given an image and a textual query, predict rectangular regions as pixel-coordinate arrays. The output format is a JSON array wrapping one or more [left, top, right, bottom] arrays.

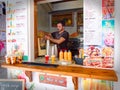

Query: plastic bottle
[[81, 48, 84, 59], [51, 55, 55, 64], [64, 50, 68, 61], [59, 50, 63, 61], [68, 50, 72, 61]]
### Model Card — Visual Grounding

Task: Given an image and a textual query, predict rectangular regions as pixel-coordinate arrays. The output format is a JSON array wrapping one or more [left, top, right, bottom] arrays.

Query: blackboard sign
[[0, 79, 24, 90]]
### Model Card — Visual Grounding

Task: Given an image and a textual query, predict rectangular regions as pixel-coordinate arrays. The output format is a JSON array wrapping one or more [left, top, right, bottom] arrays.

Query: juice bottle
[[59, 50, 63, 61], [81, 48, 84, 59], [64, 50, 68, 61], [68, 50, 72, 61], [51, 55, 55, 64]]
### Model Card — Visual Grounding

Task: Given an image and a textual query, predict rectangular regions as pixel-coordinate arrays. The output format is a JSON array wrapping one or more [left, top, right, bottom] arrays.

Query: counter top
[[1, 62, 118, 82]]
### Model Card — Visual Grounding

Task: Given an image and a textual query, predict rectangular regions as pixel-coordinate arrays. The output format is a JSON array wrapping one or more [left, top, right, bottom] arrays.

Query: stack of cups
[[45, 40, 50, 63], [5, 55, 17, 64]]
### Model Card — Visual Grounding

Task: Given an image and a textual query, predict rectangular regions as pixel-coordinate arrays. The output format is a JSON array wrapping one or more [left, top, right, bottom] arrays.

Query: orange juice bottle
[[68, 50, 72, 61], [51, 55, 55, 64], [81, 48, 84, 59], [59, 50, 63, 61], [64, 50, 68, 61]]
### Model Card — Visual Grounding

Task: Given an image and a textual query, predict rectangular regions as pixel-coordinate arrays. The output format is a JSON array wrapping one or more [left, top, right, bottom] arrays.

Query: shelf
[[1, 62, 118, 82], [77, 24, 83, 27], [51, 12, 73, 27], [76, 9, 83, 34], [77, 11, 83, 25]]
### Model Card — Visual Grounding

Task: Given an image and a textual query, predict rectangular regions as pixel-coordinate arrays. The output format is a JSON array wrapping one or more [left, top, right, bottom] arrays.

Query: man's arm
[[45, 35, 65, 44], [49, 37, 65, 44]]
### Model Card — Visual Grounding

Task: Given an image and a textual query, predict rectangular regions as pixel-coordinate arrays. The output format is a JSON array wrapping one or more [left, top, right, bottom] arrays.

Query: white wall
[[28, 0, 34, 61], [114, 0, 120, 89], [52, 0, 83, 11], [114, 0, 120, 74], [37, 4, 51, 32]]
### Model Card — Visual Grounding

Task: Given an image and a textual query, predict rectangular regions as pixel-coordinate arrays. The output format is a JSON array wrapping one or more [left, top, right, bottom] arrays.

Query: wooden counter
[[1, 63, 118, 82]]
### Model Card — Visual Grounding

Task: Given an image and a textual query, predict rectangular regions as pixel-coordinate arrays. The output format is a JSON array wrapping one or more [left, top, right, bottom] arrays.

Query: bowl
[[73, 58, 83, 65]]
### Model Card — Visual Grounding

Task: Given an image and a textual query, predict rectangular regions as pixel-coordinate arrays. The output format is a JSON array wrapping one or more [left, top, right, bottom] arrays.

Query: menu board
[[0, 79, 24, 90], [84, 0, 102, 45], [6, 0, 28, 60]]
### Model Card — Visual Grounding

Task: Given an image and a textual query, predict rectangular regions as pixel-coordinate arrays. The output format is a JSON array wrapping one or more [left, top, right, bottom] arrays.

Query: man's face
[[57, 23, 63, 32]]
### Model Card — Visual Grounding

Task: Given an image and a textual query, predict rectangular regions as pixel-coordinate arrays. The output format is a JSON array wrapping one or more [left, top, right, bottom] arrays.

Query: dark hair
[[57, 21, 65, 26]]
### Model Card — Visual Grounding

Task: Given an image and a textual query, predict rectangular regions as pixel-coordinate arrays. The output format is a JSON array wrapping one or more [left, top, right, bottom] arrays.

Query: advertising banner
[[6, 0, 28, 60], [81, 0, 114, 90], [84, 0, 114, 68]]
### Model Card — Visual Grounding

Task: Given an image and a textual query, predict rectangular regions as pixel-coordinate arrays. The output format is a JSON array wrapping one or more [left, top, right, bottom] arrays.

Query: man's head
[[57, 22, 64, 32]]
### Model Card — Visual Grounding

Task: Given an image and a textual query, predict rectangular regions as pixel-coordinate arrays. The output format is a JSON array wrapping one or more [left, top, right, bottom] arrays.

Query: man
[[45, 22, 69, 52]]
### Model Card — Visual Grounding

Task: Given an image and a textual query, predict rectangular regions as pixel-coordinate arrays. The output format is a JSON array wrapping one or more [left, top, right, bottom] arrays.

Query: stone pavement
[[0, 59, 7, 79]]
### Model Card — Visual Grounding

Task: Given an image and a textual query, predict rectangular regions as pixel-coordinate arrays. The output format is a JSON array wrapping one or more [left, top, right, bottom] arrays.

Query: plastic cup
[[45, 55, 49, 63], [17, 55, 22, 64], [11, 56, 17, 64], [5, 55, 11, 64]]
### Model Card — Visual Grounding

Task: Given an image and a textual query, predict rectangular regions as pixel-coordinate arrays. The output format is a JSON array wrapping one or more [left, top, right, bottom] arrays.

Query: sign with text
[[0, 79, 24, 90], [6, 0, 28, 60], [39, 74, 67, 87]]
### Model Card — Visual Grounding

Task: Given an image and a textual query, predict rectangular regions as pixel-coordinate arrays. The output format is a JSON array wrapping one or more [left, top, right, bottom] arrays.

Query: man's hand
[[45, 35, 51, 40], [45, 34, 65, 45]]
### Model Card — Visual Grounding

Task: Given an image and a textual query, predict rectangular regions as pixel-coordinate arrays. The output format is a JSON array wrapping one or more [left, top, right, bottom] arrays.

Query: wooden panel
[[72, 77, 78, 90], [1, 63, 118, 82], [77, 9, 83, 33], [25, 71, 32, 82], [34, 0, 38, 59], [38, 38, 46, 56]]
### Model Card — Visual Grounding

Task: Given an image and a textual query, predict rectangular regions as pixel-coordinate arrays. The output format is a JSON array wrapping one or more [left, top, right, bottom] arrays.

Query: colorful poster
[[6, 0, 28, 60], [102, 0, 114, 19], [84, 0, 115, 68]]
